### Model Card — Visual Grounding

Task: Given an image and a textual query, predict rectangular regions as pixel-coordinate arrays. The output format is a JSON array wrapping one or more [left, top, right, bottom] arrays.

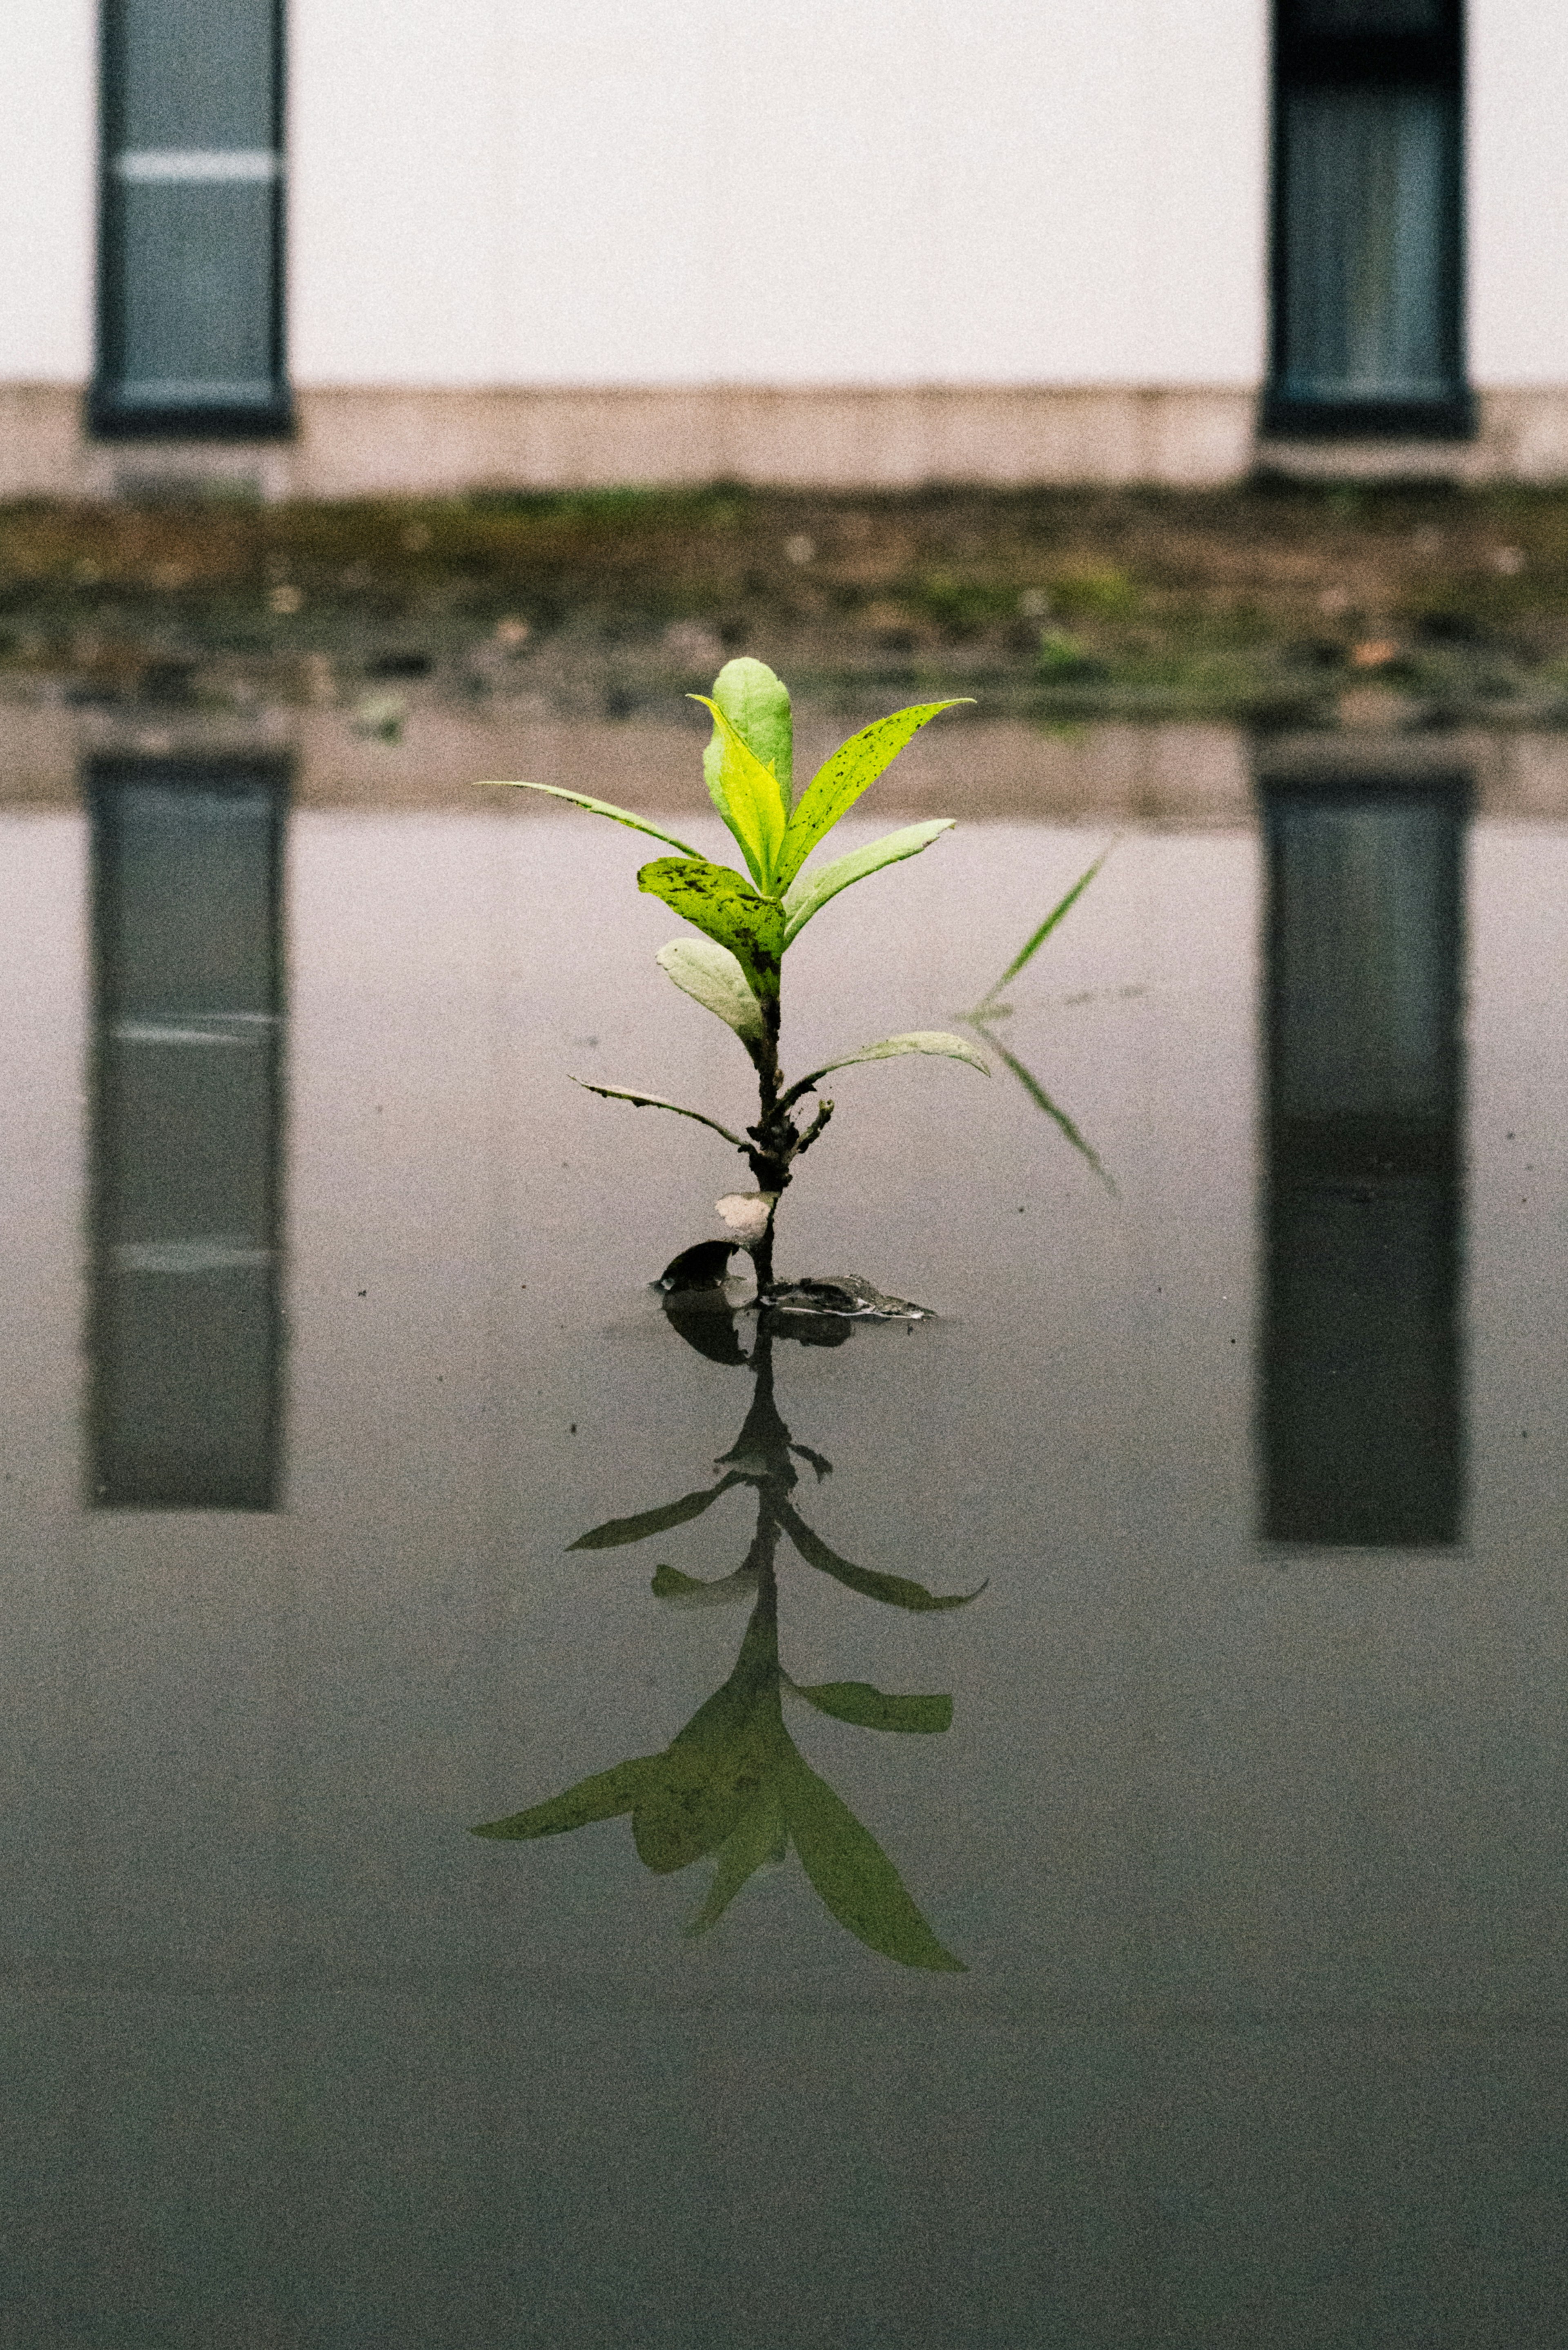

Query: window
[[1267, 0, 1470, 437], [89, 758, 287, 1508], [1261, 769, 1467, 1547], [93, 0, 289, 436]]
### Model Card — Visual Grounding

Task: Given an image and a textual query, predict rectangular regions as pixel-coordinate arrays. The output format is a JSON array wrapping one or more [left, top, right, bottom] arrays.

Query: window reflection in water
[[1261, 770, 1467, 1546], [89, 757, 286, 1508]]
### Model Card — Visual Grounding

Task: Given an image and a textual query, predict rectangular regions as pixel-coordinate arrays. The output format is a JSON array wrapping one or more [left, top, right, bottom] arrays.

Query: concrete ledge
[[7, 381, 1568, 497]]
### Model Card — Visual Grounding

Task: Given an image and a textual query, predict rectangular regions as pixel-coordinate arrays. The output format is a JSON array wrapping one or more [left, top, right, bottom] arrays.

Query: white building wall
[[290, 0, 1268, 390], [1468, 0, 1568, 384], [1, 0, 1566, 488], [0, 0, 96, 382]]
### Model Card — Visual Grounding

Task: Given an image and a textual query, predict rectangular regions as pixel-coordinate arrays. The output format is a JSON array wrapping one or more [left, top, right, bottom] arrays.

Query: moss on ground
[[3, 480, 1567, 724]]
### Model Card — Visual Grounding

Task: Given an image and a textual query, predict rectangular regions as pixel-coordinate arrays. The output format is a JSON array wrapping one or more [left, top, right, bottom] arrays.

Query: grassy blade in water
[[569, 1076, 744, 1148], [706, 657, 793, 810], [638, 857, 784, 999], [972, 1023, 1115, 1191], [969, 845, 1112, 1012], [776, 1497, 984, 1612], [780, 1754, 966, 1972], [655, 937, 766, 1046], [688, 697, 788, 891], [569, 1474, 744, 1551], [778, 701, 971, 885], [782, 819, 955, 945], [472, 1755, 656, 1839], [685, 1791, 788, 1935], [479, 779, 702, 858], [791, 1681, 953, 1733], [778, 1030, 989, 1114]]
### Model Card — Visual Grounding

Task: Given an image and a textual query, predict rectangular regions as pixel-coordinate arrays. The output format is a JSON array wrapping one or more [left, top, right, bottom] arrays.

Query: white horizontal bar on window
[[114, 149, 281, 183], [113, 380, 281, 405], [113, 1239, 275, 1275]]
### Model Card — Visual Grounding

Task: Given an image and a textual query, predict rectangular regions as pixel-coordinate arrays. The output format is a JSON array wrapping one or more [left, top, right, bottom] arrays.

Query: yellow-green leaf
[[782, 820, 954, 945], [705, 657, 793, 810], [777, 701, 971, 886], [688, 697, 788, 891], [638, 857, 784, 999]]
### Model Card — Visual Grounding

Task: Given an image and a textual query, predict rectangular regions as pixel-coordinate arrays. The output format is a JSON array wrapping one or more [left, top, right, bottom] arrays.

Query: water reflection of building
[[89, 755, 287, 1508], [1261, 765, 1468, 1546]]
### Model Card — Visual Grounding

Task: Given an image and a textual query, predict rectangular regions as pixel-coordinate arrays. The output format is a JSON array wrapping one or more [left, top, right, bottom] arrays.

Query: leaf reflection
[[473, 1296, 975, 1972]]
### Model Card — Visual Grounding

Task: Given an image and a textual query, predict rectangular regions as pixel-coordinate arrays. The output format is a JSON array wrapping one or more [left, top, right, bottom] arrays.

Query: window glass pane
[[1269, 797, 1459, 1128], [118, 0, 274, 149], [115, 182, 276, 408], [1262, 784, 1464, 1548], [1280, 85, 1454, 401], [92, 770, 284, 1510]]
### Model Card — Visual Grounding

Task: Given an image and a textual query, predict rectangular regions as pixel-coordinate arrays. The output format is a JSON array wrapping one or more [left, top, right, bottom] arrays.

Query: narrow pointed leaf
[[776, 1498, 985, 1613], [684, 1790, 787, 1935], [792, 1681, 953, 1734], [479, 779, 702, 858], [569, 1076, 745, 1149], [969, 1024, 1116, 1193], [688, 697, 787, 890], [778, 1030, 989, 1115], [651, 1563, 760, 1607], [656, 937, 766, 1047], [472, 1755, 656, 1839], [970, 846, 1112, 1010], [781, 1754, 966, 1971], [569, 1473, 744, 1551], [778, 701, 971, 887], [706, 658, 793, 810], [638, 858, 784, 999], [782, 820, 955, 945]]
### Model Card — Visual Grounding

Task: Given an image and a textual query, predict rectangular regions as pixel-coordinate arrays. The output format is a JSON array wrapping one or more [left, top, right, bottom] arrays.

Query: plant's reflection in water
[[474, 1279, 982, 1971]]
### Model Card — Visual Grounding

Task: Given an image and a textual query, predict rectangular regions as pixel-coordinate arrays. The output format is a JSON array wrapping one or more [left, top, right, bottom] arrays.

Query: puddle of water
[[0, 738, 1566, 2346]]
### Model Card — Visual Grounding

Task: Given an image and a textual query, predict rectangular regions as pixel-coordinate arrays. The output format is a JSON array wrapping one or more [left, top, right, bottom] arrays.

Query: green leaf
[[632, 1648, 786, 1874], [688, 697, 788, 891], [969, 1023, 1116, 1193], [569, 1474, 744, 1551], [568, 1075, 745, 1149], [777, 702, 971, 887], [780, 1754, 966, 1971], [471, 1755, 656, 1840], [778, 1030, 989, 1115], [775, 1498, 986, 1613], [969, 845, 1112, 1011], [478, 779, 702, 858], [791, 1681, 953, 1734], [638, 858, 784, 999], [706, 657, 793, 811], [782, 818, 956, 945], [655, 937, 765, 1048], [650, 1563, 759, 1605], [684, 1789, 787, 1935]]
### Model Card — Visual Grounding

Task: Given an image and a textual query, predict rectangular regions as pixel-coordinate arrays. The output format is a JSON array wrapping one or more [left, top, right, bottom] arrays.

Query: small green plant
[[488, 658, 987, 1288]]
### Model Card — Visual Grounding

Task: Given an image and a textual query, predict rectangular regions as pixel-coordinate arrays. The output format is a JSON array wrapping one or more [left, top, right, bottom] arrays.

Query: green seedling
[[486, 658, 986, 1289]]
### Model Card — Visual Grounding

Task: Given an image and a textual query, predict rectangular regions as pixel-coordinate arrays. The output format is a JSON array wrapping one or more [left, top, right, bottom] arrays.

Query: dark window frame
[[87, 753, 290, 1510], [91, 0, 292, 440], [1265, 0, 1473, 441]]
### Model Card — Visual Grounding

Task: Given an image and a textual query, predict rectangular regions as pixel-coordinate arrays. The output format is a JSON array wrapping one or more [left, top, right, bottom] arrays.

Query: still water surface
[[2, 731, 1566, 2345]]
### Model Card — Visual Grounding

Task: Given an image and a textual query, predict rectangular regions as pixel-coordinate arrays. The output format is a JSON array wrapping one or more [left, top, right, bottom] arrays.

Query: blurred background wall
[[0, 0, 1564, 494]]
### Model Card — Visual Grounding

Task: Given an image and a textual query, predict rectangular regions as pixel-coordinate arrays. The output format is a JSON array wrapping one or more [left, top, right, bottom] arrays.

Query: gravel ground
[[3, 480, 1568, 729]]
